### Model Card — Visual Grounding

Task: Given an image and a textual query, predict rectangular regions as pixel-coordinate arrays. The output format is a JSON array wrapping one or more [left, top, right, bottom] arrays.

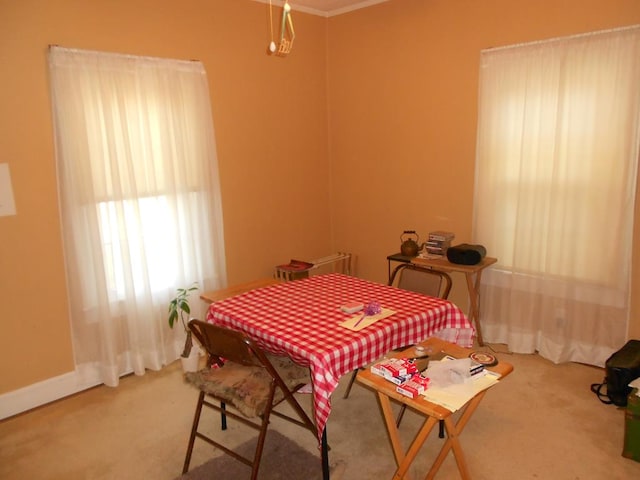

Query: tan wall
[[0, 0, 331, 393], [1, 0, 639, 399], [327, 0, 640, 334]]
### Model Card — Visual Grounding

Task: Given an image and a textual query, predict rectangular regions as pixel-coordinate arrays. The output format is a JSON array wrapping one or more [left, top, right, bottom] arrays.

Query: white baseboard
[[0, 369, 101, 420], [0, 348, 183, 420]]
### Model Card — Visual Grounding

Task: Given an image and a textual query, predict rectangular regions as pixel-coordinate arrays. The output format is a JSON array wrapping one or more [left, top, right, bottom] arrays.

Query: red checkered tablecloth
[[206, 273, 474, 443]]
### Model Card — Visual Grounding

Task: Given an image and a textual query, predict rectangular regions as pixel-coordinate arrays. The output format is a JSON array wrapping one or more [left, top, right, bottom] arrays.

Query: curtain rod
[[482, 23, 640, 54], [47, 44, 201, 64]]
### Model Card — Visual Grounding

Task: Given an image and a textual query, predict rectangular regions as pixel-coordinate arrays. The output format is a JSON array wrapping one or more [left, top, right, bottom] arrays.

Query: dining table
[[205, 273, 475, 479]]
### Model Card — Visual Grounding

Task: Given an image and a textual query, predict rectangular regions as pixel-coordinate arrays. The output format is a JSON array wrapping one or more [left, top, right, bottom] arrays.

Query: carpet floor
[[2, 344, 640, 479], [178, 430, 344, 480]]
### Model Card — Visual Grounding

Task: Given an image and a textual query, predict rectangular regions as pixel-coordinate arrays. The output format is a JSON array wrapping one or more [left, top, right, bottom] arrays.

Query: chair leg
[[439, 419, 444, 438], [343, 369, 359, 399], [279, 389, 317, 435], [221, 401, 227, 430], [248, 387, 279, 480], [182, 391, 206, 474], [250, 414, 272, 480]]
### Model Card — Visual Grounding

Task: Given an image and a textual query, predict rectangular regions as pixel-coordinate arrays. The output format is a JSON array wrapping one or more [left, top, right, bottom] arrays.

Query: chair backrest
[[187, 320, 312, 415], [391, 264, 452, 299], [188, 319, 268, 369]]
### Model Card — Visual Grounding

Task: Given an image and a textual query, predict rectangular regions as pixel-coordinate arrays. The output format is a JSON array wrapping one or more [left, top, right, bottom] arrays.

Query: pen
[[353, 313, 367, 328]]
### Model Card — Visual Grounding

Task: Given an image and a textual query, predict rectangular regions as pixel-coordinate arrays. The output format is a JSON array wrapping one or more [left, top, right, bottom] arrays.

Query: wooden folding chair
[[342, 264, 452, 438], [390, 265, 452, 434], [182, 320, 317, 480], [343, 264, 452, 400], [390, 263, 452, 300]]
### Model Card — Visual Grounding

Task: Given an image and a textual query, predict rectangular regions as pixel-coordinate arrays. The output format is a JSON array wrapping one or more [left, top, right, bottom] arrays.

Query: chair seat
[[185, 355, 309, 418], [266, 354, 310, 388], [182, 320, 318, 479]]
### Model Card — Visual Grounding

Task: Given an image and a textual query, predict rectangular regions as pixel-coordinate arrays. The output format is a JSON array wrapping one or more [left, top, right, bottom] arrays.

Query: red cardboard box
[[371, 358, 417, 378], [396, 373, 431, 399], [371, 358, 418, 385]]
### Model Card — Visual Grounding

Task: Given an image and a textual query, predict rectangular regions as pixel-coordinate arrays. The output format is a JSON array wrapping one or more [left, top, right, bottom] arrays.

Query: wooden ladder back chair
[[389, 264, 452, 434], [343, 264, 452, 436], [390, 263, 452, 299], [182, 319, 317, 480], [343, 264, 453, 400]]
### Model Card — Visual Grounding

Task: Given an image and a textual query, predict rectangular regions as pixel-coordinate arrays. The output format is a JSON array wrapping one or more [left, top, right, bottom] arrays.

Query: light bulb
[[269, 41, 276, 53]]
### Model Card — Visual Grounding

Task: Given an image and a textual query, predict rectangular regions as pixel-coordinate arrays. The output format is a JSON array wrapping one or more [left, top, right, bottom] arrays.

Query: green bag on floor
[[623, 388, 640, 462]]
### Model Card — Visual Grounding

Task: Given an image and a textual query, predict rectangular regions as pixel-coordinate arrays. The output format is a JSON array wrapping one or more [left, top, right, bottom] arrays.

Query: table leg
[[465, 271, 485, 346], [378, 392, 406, 467], [424, 391, 486, 480], [392, 416, 438, 480], [321, 427, 330, 480], [377, 392, 439, 480]]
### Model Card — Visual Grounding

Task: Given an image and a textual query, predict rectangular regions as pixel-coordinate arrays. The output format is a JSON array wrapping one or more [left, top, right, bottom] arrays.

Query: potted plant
[[168, 282, 200, 371]]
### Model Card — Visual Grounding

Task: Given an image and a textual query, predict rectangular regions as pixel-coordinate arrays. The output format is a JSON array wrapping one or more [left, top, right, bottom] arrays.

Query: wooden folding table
[[387, 253, 497, 346], [356, 337, 513, 480], [202, 274, 475, 480]]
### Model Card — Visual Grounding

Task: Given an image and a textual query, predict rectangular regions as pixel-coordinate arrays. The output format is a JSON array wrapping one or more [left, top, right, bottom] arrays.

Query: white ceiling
[[252, 0, 390, 17]]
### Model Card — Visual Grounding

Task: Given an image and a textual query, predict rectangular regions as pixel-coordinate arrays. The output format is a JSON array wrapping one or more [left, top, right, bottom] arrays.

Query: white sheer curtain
[[48, 47, 227, 387], [473, 26, 640, 367]]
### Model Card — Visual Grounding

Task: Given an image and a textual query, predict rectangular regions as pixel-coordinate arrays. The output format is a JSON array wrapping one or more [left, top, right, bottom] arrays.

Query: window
[[49, 47, 227, 386], [473, 26, 640, 366]]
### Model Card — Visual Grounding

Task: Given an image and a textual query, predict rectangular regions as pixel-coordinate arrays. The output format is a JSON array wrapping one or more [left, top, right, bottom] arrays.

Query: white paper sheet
[[421, 370, 501, 412]]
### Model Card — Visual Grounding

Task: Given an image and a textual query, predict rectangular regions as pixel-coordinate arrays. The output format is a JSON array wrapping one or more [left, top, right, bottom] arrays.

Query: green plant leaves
[[168, 282, 198, 330]]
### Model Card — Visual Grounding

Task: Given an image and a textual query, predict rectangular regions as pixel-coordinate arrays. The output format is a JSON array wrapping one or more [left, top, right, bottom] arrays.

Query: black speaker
[[446, 244, 487, 265]]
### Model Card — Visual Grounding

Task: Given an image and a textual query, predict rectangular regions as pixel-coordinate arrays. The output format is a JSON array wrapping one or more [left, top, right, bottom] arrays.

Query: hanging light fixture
[[268, 0, 295, 57]]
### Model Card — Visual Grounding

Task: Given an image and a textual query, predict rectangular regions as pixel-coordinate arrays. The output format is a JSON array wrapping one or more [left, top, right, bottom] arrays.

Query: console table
[[387, 253, 497, 346]]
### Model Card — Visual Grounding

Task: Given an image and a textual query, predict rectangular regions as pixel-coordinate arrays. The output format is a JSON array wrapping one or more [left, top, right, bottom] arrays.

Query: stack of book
[[424, 231, 455, 256], [274, 259, 315, 280], [275, 259, 314, 272]]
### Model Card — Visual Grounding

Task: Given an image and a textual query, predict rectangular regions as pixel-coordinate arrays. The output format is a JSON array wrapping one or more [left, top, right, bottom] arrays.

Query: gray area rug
[[177, 430, 345, 480]]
